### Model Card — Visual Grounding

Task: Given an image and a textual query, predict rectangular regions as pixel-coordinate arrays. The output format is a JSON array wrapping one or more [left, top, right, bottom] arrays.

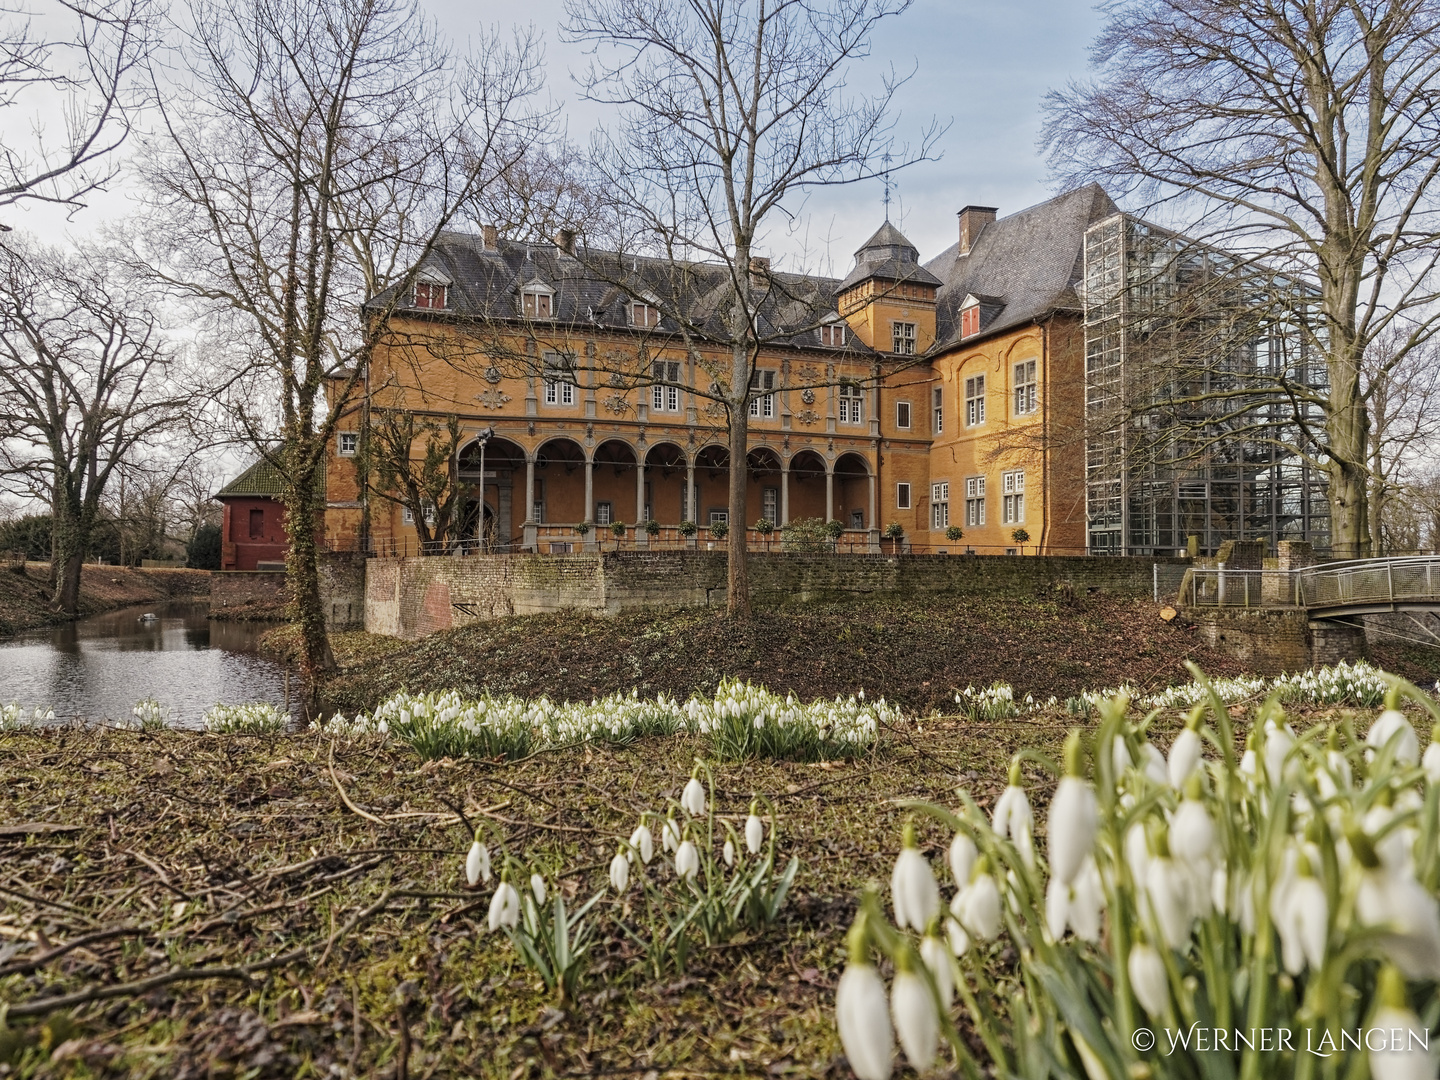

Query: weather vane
[[881, 148, 894, 222]]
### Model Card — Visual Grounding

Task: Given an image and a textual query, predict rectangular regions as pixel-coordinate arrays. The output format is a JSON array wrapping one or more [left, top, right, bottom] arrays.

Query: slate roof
[[383, 233, 876, 356], [925, 183, 1119, 349], [216, 459, 326, 500], [837, 220, 943, 292]]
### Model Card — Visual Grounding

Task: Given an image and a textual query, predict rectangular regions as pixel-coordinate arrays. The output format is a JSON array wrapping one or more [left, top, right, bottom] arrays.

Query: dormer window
[[414, 281, 447, 309], [820, 322, 847, 347], [521, 284, 554, 319], [960, 302, 980, 338], [630, 302, 660, 328]]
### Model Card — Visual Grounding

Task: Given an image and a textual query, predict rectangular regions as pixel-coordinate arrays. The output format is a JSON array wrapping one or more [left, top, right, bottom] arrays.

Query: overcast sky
[[6, 0, 1106, 269]]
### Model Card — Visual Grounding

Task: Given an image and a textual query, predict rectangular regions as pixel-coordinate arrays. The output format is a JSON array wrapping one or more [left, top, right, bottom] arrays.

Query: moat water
[[0, 601, 291, 728]]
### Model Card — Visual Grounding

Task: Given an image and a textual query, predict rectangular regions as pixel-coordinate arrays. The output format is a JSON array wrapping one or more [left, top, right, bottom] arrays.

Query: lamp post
[[472, 426, 494, 552]]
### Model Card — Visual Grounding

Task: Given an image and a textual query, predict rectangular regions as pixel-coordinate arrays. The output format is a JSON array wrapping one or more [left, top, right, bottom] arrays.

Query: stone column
[[825, 469, 834, 524], [523, 457, 537, 552], [868, 470, 879, 553], [685, 464, 697, 547], [780, 466, 790, 526], [584, 458, 594, 522], [636, 461, 648, 546]]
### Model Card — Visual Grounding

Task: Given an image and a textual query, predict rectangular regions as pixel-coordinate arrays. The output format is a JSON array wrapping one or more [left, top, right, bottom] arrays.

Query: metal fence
[[1184, 556, 1440, 612]]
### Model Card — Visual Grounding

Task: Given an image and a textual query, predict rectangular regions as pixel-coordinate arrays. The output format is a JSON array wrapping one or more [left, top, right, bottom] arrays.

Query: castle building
[[272, 185, 1325, 559]]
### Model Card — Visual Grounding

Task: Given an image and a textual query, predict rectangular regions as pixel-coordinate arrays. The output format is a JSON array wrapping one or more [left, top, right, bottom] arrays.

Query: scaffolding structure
[[1082, 214, 1330, 557]]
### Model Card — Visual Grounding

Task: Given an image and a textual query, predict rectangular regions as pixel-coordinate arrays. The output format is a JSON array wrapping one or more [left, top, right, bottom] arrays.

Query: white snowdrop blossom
[[1368, 708, 1420, 766], [891, 967, 938, 1072], [919, 934, 954, 1009], [948, 832, 977, 888], [1129, 942, 1168, 1017], [891, 824, 940, 931], [530, 874, 547, 905], [465, 839, 490, 887], [609, 851, 630, 894], [1048, 734, 1098, 886], [745, 812, 765, 854], [681, 775, 707, 817], [1167, 725, 1202, 788], [675, 840, 700, 882], [835, 957, 893, 1080], [629, 823, 654, 865], [488, 881, 520, 932], [723, 839, 735, 867]]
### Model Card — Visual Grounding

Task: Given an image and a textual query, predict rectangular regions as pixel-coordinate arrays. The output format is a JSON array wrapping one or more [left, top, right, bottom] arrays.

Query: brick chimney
[[554, 228, 577, 255], [957, 206, 998, 256], [481, 224, 499, 250], [749, 255, 771, 290]]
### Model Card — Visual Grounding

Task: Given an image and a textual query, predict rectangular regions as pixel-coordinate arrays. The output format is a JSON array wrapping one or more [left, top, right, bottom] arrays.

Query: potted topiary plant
[[678, 520, 697, 548], [945, 525, 963, 543], [574, 521, 591, 536], [610, 520, 627, 541], [884, 520, 905, 553], [709, 519, 729, 541], [824, 519, 844, 546], [645, 519, 660, 537], [754, 518, 774, 549], [1011, 527, 1031, 552]]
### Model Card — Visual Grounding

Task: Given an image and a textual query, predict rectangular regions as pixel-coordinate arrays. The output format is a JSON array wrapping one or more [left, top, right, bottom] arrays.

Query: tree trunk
[[1324, 338, 1371, 560], [284, 462, 336, 712], [50, 496, 88, 615], [726, 401, 750, 618]]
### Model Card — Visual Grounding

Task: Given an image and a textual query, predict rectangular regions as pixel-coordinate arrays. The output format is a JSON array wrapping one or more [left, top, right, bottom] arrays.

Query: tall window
[[838, 383, 865, 425], [1003, 470, 1025, 523], [595, 501, 613, 525], [896, 482, 912, 510], [543, 354, 576, 406], [932, 387, 943, 433], [895, 401, 911, 429], [930, 482, 949, 529], [820, 323, 847, 347], [892, 321, 917, 354], [762, 487, 778, 525], [1013, 359, 1037, 415], [748, 370, 776, 418], [249, 508, 264, 539], [651, 361, 681, 412], [413, 281, 446, 309], [960, 303, 980, 338], [965, 374, 986, 426], [965, 476, 986, 526], [522, 287, 553, 318], [630, 302, 660, 327]]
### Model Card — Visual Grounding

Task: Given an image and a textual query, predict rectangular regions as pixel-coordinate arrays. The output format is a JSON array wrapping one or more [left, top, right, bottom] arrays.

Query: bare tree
[[1364, 332, 1440, 553], [0, 235, 187, 611], [562, 0, 938, 615], [361, 409, 466, 550], [1043, 0, 1440, 558], [133, 0, 546, 698], [1, 0, 154, 216]]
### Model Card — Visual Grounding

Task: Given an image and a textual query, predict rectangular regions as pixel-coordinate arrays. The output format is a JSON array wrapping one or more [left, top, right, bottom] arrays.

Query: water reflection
[[0, 601, 291, 728]]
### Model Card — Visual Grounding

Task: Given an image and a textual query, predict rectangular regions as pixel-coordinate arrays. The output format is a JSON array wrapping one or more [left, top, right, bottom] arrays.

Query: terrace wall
[[363, 551, 1190, 640]]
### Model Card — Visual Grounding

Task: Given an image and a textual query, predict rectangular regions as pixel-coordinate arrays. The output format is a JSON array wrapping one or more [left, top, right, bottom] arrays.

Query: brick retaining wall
[[211, 552, 366, 628], [364, 551, 1190, 640]]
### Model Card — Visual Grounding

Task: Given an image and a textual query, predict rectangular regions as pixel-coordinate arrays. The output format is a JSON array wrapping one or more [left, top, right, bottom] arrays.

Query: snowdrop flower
[[992, 759, 1035, 866], [835, 920, 894, 1080], [1124, 821, 1151, 884], [1046, 856, 1103, 943], [1167, 716, 1203, 788], [890, 956, 938, 1072], [629, 823, 655, 865], [1170, 781, 1216, 870], [1144, 832, 1193, 949], [675, 839, 700, 882], [488, 880, 520, 932], [1139, 742, 1168, 786], [1049, 732, 1098, 886], [662, 816, 681, 854], [1263, 716, 1298, 783], [465, 838, 491, 887], [681, 773, 707, 816], [723, 839, 735, 867], [745, 807, 765, 854], [530, 874, 546, 905], [948, 832, 977, 888], [1424, 724, 1440, 784], [609, 849, 630, 894], [1367, 708, 1420, 766], [1369, 966, 1434, 1080], [919, 931, 954, 1009], [1277, 857, 1327, 975], [891, 823, 941, 931], [946, 893, 972, 956], [1357, 871, 1440, 979], [1128, 940, 1168, 1017], [955, 857, 1002, 940], [1239, 733, 1259, 782]]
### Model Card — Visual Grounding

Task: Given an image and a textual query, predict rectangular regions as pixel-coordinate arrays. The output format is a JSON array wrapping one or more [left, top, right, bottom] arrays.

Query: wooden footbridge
[[1184, 556, 1440, 620]]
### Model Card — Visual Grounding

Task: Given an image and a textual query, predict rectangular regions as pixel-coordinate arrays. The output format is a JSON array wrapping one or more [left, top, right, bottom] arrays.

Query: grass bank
[[0, 563, 210, 636], [310, 595, 1262, 716]]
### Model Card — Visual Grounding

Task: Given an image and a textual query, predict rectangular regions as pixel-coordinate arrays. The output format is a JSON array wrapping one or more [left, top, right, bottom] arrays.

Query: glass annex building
[[1082, 214, 1331, 556]]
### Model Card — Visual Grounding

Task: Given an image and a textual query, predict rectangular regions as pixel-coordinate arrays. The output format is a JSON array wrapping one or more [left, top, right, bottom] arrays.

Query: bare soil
[[0, 564, 211, 636]]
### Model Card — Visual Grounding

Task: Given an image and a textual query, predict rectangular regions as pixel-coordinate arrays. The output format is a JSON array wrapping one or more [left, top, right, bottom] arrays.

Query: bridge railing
[[1297, 556, 1440, 610], [1184, 568, 1297, 609]]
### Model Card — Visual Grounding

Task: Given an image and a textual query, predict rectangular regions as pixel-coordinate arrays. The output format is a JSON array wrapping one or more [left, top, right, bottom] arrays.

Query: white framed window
[[960, 302, 979, 338], [413, 281, 446, 309], [630, 302, 660, 328], [931, 481, 949, 529], [820, 322, 847, 347], [595, 501, 613, 525], [748, 369, 776, 418], [651, 361, 681, 412], [932, 387, 943, 434], [892, 321, 916, 355], [895, 401, 911, 429], [708, 508, 728, 525], [338, 432, 358, 456], [896, 482, 911, 510], [1013, 359, 1037, 415], [761, 487, 778, 525], [532, 478, 546, 524], [837, 383, 865, 425], [965, 475, 986, 527], [543, 353, 576, 406], [965, 374, 986, 426], [521, 286, 554, 318], [1003, 470, 1025, 524], [402, 502, 437, 526]]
